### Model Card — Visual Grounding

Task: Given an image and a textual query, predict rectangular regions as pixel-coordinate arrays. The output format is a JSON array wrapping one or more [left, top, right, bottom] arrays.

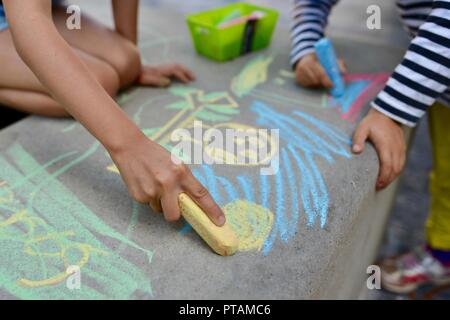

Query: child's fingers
[[338, 59, 347, 74], [376, 149, 393, 190], [158, 64, 194, 83], [140, 73, 171, 87], [303, 65, 320, 87], [182, 173, 225, 227], [149, 198, 163, 214], [178, 65, 196, 81], [160, 193, 182, 223], [313, 63, 334, 89], [398, 147, 407, 176], [172, 68, 191, 83], [352, 124, 369, 153], [171, 65, 195, 83], [392, 140, 406, 182]]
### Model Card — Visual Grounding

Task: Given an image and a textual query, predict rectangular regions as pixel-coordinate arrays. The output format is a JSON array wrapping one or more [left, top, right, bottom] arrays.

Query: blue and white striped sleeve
[[372, 0, 450, 127], [290, 0, 339, 67]]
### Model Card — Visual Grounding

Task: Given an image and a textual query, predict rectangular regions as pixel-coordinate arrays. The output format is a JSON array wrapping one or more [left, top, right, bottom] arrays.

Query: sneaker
[[380, 246, 450, 294]]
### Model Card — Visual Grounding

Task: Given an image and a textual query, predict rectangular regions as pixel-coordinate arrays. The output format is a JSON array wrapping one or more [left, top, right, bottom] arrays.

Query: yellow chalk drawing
[[20, 233, 107, 288], [0, 144, 153, 298], [0, 207, 107, 288], [105, 86, 277, 254], [223, 200, 274, 251], [231, 55, 274, 98], [107, 164, 120, 174], [106, 56, 280, 254], [157, 89, 239, 145], [107, 87, 279, 173], [205, 122, 278, 166]]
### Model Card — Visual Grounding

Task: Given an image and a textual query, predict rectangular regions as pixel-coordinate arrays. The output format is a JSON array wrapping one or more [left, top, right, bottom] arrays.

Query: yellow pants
[[426, 103, 450, 250]]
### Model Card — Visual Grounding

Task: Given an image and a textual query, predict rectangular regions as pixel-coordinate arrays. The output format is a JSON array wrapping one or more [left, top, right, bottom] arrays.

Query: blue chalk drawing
[[186, 100, 352, 255], [332, 80, 370, 114]]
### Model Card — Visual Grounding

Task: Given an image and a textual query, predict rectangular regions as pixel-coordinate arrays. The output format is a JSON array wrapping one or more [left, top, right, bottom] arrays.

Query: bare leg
[[0, 15, 122, 116], [52, 5, 142, 88], [0, 88, 67, 117]]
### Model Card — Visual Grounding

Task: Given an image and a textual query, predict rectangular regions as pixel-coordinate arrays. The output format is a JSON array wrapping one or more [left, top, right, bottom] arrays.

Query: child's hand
[[352, 109, 406, 190], [109, 133, 225, 226], [138, 64, 196, 87], [295, 53, 346, 89]]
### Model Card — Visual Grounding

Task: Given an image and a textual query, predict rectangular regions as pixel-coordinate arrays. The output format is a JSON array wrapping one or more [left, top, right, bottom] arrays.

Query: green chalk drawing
[[231, 55, 274, 98], [62, 122, 79, 133], [169, 86, 201, 98], [273, 78, 285, 86], [0, 143, 153, 299], [116, 89, 140, 106], [279, 69, 295, 78], [133, 94, 174, 125]]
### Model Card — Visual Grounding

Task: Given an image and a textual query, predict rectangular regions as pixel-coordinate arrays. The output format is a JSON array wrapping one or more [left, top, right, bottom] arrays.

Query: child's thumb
[[338, 59, 347, 74], [157, 76, 171, 87]]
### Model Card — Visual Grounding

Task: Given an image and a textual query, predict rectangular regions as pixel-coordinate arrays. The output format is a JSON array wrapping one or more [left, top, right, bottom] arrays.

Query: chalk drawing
[[0, 36, 389, 299], [104, 54, 385, 256], [332, 73, 389, 122], [250, 70, 389, 122], [106, 86, 280, 253], [223, 200, 274, 251], [273, 78, 286, 86], [231, 55, 274, 98], [108, 87, 278, 173], [0, 143, 153, 299], [187, 100, 351, 255], [279, 69, 295, 79]]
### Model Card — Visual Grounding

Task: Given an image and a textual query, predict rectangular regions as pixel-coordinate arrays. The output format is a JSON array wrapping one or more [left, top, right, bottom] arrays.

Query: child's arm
[[112, 0, 139, 44], [3, 0, 225, 225], [353, 0, 450, 190], [291, 0, 346, 88], [111, 0, 195, 87]]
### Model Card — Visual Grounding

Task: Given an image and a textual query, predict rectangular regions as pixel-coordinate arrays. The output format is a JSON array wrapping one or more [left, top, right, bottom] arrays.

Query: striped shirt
[[291, 0, 450, 127]]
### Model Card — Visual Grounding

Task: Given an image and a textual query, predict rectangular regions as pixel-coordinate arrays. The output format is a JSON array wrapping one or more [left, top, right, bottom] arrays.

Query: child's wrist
[[103, 122, 147, 155], [369, 108, 402, 126]]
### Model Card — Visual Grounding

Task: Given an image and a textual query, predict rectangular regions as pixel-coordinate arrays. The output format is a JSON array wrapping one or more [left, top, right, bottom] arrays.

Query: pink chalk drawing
[[329, 73, 390, 122]]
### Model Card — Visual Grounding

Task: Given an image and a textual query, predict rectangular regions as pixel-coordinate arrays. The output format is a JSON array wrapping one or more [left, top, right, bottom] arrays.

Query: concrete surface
[[0, 0, 426, 299], [140, 0, 450, 301]]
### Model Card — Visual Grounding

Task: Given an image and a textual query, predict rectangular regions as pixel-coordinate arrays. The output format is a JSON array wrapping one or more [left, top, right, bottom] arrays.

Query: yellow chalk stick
[[178, 193, 239, 256]]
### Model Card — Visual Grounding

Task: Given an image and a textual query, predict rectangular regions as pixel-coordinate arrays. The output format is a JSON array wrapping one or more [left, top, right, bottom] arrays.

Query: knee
[[110, 40, 142, 88], [95, 63, 120, 97]]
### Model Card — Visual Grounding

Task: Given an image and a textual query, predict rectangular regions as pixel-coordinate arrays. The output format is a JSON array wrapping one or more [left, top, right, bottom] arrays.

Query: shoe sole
[[382, 276, 450, 295]]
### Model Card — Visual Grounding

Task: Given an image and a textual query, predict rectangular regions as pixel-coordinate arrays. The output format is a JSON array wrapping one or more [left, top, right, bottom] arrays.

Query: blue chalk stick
[[314, 38, 345, 97]]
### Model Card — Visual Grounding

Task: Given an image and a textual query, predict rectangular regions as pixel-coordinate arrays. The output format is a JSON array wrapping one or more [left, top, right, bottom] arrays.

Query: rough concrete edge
[[308, 127, 413, 299]]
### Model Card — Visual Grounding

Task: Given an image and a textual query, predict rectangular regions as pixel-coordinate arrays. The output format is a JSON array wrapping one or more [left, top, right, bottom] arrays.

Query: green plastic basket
[[186, 3, 279, 62]]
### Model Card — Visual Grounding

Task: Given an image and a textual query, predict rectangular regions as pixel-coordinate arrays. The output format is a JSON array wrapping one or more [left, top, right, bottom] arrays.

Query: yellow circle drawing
[[223, 200, 274, 252]]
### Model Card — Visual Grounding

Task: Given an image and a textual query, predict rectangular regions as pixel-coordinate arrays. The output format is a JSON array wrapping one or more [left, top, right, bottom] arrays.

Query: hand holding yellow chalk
[[178, 193, 239, 256]]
